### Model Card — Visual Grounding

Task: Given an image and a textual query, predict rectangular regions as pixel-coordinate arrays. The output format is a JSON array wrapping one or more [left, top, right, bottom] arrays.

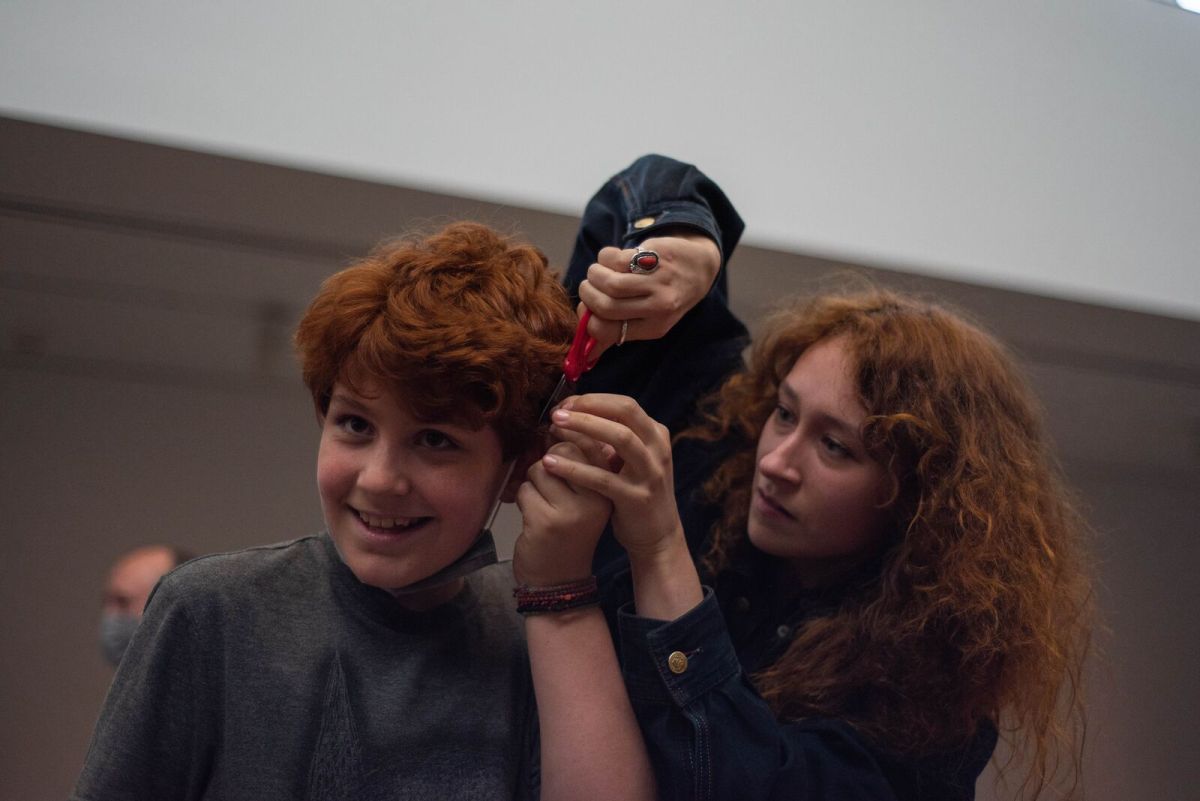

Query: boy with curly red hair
[[72, 155, 746, 800]]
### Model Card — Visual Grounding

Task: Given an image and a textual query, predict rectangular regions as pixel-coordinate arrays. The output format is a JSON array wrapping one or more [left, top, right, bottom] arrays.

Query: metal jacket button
[[633, 216, 656, 229], [667, 651, 689, 674]]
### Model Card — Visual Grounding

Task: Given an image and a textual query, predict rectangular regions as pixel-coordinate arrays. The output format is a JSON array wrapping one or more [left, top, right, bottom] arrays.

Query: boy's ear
[[500, 446, 541, 503]]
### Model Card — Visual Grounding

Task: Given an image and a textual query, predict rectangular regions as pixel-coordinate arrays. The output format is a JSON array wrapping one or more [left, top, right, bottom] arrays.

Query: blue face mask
[[99, 612, 140, 667]]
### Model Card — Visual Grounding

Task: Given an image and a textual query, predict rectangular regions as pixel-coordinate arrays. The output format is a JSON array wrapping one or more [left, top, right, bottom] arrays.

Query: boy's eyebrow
[[327, 388, 483, 434], [327, 390, 368, 410]]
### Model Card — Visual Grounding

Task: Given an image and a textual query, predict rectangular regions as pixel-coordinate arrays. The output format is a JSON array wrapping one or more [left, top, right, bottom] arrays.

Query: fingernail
[[552, 409, 569, 423], [543, 454, 559, 468]]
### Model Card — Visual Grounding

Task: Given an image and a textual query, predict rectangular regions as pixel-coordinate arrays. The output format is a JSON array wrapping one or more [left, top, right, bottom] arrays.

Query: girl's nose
[[758, 433, 803, 486]]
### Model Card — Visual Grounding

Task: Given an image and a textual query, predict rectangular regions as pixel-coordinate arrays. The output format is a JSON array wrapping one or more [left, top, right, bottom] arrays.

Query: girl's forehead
[[782, 339, 868, 421], [785, 338, 856, 391]]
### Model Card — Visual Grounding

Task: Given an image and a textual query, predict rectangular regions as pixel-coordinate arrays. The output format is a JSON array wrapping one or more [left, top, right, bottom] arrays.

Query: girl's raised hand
[[579, 233, 721, 361]]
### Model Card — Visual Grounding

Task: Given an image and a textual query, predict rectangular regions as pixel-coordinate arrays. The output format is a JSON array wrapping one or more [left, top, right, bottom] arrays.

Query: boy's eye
[[335, 414, 372, 436], [416, 429, 457, 450]]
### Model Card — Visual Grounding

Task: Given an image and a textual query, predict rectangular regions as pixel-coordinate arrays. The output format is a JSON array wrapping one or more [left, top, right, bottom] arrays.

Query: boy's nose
[[358, 450, 413, 495]]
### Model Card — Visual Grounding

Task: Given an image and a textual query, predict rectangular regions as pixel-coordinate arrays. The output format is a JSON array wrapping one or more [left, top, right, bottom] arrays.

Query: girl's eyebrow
[[779, 380, 863, 442], [813, 411, 863, 445]]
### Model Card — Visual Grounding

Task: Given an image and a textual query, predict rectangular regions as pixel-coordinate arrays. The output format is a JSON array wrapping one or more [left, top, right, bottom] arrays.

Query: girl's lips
[[754, 489, 794, 521]]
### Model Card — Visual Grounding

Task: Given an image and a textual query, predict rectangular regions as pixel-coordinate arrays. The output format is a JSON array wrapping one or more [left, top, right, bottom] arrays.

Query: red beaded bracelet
[[513, 577, 599, 615]]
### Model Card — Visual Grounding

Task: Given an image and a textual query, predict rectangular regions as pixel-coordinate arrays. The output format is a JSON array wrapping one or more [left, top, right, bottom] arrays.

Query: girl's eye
[[417, 429, 457, 450], [773, 404, 797, 426], [822, 435, 852, 459], [336, 415, 372, 436]]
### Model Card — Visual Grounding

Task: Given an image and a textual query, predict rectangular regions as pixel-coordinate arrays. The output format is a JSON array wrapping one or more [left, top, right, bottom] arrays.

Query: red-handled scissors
[[537, 307, 597, 423], [484, 308, 599, 535]]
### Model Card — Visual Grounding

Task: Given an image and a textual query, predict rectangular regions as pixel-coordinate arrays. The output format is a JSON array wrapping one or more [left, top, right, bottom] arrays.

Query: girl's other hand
[[544, 394, 684, 560]]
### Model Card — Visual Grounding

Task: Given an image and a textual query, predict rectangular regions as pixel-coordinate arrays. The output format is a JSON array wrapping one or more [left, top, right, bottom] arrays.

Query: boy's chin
[[347, 556, 426, 592], [342, 548, 462, 598]]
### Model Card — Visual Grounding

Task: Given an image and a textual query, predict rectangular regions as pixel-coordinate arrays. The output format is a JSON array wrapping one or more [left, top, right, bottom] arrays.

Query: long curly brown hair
[[294, 222, 575, 458], [688, 288, 1093, 798]]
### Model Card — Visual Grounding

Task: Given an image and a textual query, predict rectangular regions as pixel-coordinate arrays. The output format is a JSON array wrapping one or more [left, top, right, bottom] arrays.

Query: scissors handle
[[562, 308, 597, 382]]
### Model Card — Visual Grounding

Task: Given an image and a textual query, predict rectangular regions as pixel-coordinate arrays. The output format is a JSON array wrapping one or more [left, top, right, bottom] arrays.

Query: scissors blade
[[485, 374, 574, 538], [533, 307, 595, 426], [535, 374, 574, 427], [488, 308, 598, 560]]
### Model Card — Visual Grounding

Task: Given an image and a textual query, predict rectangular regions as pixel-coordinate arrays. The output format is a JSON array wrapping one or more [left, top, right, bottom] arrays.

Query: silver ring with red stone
[[628, 249, 660, 274]]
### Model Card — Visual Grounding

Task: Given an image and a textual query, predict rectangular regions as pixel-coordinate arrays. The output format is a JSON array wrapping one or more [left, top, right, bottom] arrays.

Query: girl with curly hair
[[516, 287, 1093, 801]]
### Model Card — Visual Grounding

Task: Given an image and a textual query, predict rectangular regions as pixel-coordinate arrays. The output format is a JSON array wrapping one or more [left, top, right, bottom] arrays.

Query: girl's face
[[748, 336, 893, 587]]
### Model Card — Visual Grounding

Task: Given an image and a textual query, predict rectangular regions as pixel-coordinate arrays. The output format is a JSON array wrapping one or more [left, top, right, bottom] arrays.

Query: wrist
[[513, 564, 591, 588], [627, 527, 703, 620], [514, 577, 600, 616], [623, 523, 686, 569], [512, 545, 593, 588]]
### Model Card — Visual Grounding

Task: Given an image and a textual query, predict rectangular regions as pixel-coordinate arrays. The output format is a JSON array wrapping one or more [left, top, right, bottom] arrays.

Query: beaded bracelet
[[513, 577, 600, 615]]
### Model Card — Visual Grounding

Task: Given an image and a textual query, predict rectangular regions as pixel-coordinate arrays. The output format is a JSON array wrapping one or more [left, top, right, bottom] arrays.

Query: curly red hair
[[294, 222, 575, 458], [690, 288, 1093, 798]]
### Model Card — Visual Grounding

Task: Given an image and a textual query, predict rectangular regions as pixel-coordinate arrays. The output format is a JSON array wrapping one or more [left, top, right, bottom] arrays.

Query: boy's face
[[316, 378, 509, 593]]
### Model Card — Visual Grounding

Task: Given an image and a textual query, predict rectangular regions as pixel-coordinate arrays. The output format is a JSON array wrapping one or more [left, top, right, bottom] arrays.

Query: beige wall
[[2, 117, 1198, 799]]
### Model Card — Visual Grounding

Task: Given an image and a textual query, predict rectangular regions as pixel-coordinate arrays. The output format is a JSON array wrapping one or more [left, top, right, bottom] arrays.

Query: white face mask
[[99, 612, 140, 667]]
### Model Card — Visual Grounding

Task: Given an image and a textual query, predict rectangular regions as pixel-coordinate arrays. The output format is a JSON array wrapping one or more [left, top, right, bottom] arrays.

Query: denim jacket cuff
[[618, 589, 741, 707], [620, 199, 725, 258]]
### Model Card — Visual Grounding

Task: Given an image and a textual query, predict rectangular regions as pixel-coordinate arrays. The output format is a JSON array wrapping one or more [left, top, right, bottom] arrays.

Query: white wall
[[2, 0, 1197, 319]]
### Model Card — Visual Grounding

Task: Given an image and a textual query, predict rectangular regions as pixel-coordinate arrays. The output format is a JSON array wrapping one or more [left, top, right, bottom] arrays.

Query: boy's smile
[[316, 379, 510, 599], [354, 511, 429, 532]]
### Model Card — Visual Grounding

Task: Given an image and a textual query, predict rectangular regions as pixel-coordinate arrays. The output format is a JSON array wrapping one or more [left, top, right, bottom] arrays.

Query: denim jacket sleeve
[[564, 153, 744, 297], [564, 154, 750, 440], [567, 155, 752, 583], [618, 591, 901, 801], [617, 592, 999, 801]]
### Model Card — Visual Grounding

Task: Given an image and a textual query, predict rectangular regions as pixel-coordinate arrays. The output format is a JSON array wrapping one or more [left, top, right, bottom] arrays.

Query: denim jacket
[[564, 154, 750, 579], [578, 156, 997, 801], [617, 574, 997, 801], [564, 153, 749, 440]]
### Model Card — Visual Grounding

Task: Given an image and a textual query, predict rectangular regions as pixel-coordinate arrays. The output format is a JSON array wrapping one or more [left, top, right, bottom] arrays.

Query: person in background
[[517, 288, 1095, 800], [98, 544, 192, 667]]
